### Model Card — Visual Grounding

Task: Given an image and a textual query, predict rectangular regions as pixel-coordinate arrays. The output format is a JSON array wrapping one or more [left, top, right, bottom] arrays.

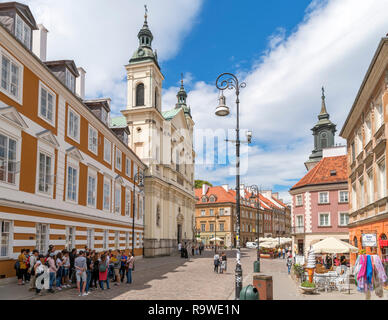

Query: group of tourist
[[15, 245, 135, 296], [178, 242, 204, 258], [213, 252, 227, 274]]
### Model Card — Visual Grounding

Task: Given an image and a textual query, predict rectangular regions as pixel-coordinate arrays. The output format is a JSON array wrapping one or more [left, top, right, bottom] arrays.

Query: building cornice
[[289, 181, 348, 195]]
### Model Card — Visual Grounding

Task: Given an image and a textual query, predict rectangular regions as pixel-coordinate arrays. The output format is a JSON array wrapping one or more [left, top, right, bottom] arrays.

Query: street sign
[[362, 233, 377, 247]]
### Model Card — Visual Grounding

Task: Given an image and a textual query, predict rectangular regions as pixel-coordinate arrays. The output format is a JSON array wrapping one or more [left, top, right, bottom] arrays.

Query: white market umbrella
[[312, 237, 358, 254], [209, 237, 223, 242], [259, 241, 278, 248]]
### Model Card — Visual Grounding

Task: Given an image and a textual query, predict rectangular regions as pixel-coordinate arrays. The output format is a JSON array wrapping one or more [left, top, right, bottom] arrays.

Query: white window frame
[[65, 68, 75, 93], [201, 223, 205, 232], [296, 194, 303, 206], [88, 125, 98, 155], [0, 220, 12, 258], [125, 157, 131, 177], [38, 81, 56, 126], [210, 209, 214, 216], [318, 192, 329, 204], [36, 150, 54, 197], [36, 223, 48, 254], [66, 161, 79, 203], [378, 158, 386, 199], [367, 169, 374, 205], [87, 170, 97, 208], [365, 114, 372, 143], [0, 47, 23, 104], [103, 178, 111, 212], [219, 208, 224, 216], [125, 232, 130, 249], [338, 212, 349, 227], [65, 226, 76, 250], [359, 178, 365, 208], [125, 188, 131, 216], [87, 228, 94, 250], [114, 185, 121, 214], [338, 190, 349, 203], [104, 138, 111, 164], [0, 129, 20, 188], [356, 128, 363, 155], [201, 210, 205, 216], [115, 147, 122, 171], [318, 213, 331, 227], [67, 107, 80, 143], [375, 104, 384, 132], [15, 14, 31, 50]]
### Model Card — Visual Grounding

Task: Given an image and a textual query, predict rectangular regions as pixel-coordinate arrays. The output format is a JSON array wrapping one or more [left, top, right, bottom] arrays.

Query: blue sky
[[20, 0, 388, 203]]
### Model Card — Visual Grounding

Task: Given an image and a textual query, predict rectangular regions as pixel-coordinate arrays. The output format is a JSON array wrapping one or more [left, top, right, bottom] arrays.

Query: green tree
[[194, 180, 213, 189]]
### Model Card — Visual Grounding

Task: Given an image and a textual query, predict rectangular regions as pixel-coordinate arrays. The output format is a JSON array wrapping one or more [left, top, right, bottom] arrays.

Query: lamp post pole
[[215, 73, 248, 300], [132, 172, 144, 256]]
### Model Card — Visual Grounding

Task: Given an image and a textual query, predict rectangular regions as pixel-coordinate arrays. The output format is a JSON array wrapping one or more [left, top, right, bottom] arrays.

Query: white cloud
[[187, 0, 388, 193], [19, 0, 203, 115]]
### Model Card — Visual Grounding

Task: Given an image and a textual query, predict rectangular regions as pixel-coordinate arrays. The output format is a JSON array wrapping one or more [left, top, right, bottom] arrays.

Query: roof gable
[[66, 146, 83, 161], [36, 130, 60, 148], [291, 155, 347, 190], [0, 105, 28, 129]]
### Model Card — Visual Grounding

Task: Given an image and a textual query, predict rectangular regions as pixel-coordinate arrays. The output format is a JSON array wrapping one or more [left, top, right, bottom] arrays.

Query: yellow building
[[0, 2, 146, 279]]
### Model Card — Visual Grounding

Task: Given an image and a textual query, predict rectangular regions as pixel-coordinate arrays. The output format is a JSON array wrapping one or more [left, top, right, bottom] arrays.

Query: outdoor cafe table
[[314, 272, 339, 292]]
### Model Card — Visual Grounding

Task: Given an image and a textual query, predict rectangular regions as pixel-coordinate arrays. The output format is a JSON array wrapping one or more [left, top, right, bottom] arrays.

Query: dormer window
[[15, 14, 31, 50], [209, 195, 216, 202], [65, 68, 76, 93], [201, 196, 207, 203]]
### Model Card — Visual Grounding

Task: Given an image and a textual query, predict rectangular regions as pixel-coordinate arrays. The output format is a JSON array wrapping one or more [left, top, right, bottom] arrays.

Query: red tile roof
[[195, 186, 236, 204], [291, 155, 347, 190]]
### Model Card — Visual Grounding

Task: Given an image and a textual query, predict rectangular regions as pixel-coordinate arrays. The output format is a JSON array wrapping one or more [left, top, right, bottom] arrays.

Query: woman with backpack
[[213, 252, 220, 273], [98, 254, 110, 290]]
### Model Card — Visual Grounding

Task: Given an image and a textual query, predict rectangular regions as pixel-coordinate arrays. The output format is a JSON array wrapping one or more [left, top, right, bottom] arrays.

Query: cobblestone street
[[0, 249, 387, 300]]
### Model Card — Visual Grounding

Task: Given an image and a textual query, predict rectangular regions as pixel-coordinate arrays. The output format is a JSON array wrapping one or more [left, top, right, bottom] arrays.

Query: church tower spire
[[175, 74, 191, 118], [304, 87, 337, 171], [129, 5, 159, 68]]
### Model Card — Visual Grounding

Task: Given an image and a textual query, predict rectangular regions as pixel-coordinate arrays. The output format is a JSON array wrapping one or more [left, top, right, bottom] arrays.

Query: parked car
[[246, 242, 258, 249]]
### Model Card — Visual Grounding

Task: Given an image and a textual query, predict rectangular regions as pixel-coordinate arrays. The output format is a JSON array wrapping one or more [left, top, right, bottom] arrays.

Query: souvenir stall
[[354, 254, 387, 299]]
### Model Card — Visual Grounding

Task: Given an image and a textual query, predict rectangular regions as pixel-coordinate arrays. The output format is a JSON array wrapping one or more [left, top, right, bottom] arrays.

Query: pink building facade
[[290, 155, 350, 257]]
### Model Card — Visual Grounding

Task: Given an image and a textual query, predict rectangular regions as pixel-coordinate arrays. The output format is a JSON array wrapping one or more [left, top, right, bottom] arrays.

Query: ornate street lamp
[[248, 185, 260, 264], [132, 171, 144, 256], [215, 72, 250, 300]]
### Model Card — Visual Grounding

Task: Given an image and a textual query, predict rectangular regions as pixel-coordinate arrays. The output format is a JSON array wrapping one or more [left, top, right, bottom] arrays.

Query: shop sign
[[362, 233, 377, 247]]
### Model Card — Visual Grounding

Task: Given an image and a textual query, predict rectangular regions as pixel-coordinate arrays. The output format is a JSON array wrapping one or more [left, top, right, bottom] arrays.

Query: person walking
[[55, 251, 63, 291], [282, 248, 286, 259], [28, 249, 39, 291], [120, 250, 127, 283], [47, 253, 57, 293], [98, 254, 109, 290], [85, 251, 93, 294], [69, 248, 77, 285], [221, 252, 227, 273], [278, 247, 281, 259], [91, 253, 100, 290], [75, 250, 88, 296], [286, 256, 293, 274], [62, 250, 71, 287], [24, 249, 31, 283], [126, 253, 135, 284], [191, 243, 195, 256], [16, 249, 27, 285], [112, 251, 121, 286], [213, 252, 220, 273]]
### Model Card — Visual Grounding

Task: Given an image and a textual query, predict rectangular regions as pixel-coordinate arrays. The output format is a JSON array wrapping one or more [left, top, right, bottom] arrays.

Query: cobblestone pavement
[[1, 249, 387, 300]]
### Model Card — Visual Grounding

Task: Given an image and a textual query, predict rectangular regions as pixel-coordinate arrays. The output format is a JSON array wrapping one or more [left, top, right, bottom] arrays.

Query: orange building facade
[[340, 35, 388, 266], [0, 3, 146, 279]]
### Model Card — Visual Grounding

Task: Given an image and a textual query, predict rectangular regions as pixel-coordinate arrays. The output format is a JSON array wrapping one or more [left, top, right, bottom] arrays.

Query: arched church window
[[321, 132, 328, 149], [136, 83, 145, 106], [154, 88, 158, 109], [156, 204, 161, 227]]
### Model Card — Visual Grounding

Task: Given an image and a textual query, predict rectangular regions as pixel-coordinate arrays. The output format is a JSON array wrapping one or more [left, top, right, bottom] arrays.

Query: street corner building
[[110, 10, 196, 257], [340, 34, 388, 266], [195, 184, 291, 248], [289, 89, 350, 259], [0, 2, 148, 279]]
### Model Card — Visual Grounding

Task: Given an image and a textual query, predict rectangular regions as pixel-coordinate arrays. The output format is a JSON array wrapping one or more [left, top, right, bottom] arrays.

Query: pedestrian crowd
[[178, 241, 204, 259], [14, 245, 135, 297], [213, 252, 228, 274]]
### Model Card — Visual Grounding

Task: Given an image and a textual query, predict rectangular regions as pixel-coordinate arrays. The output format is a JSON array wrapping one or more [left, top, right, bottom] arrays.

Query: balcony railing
[[291, 225, 305, 234]]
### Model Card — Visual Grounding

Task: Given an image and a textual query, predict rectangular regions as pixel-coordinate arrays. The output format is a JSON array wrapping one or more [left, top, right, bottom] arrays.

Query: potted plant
[[299, 281, 316, 294], [293, 264, 304, 279]]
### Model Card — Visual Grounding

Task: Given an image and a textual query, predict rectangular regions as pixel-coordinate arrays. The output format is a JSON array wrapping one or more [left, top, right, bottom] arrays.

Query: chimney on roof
[[76, 67, 86, 99], [32, 24, 48, 61], [202, 184, 209, 196], [222, 184, 229, 192]]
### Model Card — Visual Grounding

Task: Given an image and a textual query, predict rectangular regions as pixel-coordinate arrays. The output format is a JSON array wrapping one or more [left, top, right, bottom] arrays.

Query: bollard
[[253, 260, 260, 273], [253, 274, 273, 300]]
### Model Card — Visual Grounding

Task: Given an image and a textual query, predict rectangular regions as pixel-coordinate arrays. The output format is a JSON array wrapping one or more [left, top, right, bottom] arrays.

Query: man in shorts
[[74, 250, 88, 296]]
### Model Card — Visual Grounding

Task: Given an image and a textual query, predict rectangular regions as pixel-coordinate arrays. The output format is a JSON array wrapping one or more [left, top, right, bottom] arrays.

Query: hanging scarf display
[[354, 254, 387, 296]]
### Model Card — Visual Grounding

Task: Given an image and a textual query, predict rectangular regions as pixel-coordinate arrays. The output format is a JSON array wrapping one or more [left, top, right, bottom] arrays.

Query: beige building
[[112, 11, 196, 256]]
